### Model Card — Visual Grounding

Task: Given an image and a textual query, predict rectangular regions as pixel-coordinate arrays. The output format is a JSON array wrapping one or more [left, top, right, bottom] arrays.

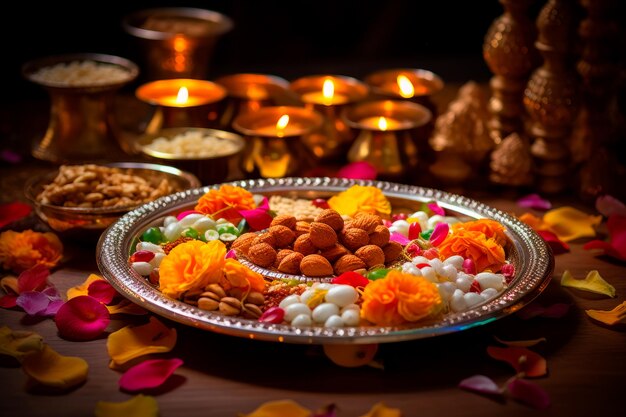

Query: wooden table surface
[[1, 93, 624, 417]]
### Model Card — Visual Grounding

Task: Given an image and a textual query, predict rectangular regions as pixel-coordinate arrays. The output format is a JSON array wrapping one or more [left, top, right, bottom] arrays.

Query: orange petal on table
[[542, 206, 602, 242], [561, 270, 616, 298], [494, 336, 547, 347], [486, 346, 547, 378], [21, 344, 88, 389], [358, 402, 403, 417], [518, 212, 554, 233], [239, 399, 311, 417], [106, 299, 148, 316], [66, 274, 105, 300], [0, 325, 44, 361], [107, 316, 177, 369], [1, 276, 19, 295], [585, 301, 626, 326], [95, 394, 159, 417]]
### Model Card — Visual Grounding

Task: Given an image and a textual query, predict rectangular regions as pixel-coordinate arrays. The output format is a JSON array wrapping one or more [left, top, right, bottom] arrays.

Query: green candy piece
[[420, 229, 434, 240], [217, 224, 239, 236], [367, 268, 389, 280], [204, 230, 220, 241], [219, 233, 237, 242], [183, 228, 199, 239], [237, 219, 249, 235], [141, 227, 165, 244]]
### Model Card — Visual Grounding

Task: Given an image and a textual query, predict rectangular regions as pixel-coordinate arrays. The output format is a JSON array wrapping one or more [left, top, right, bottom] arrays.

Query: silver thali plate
[[96, 177, 554, 344]]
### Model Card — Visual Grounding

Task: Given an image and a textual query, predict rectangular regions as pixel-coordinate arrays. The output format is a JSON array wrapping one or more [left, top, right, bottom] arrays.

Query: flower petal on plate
[[583, 214, 626, 261], [94, 394, 159, 417], [561, 270, 616, 298], [0, 326, 44, 361], [240, 399, 312, 417], [0, 202, 32, 228], [119, 358, 184, 392], [55, 295, 110, 341], [458, 374, 503, 396], [536, 230, 570, 254], [336, 161, 377, 180], [427, 202, 445, 216], [106, 300, 149, 316], [517, 194, 552, 211], [596, 195, 626, 217], [67, 274, 105, 300], [507, 378, 550, 410], [107, 317, 177, 369], [543, 207, 602, 242], [494, 336, 547, 347], [21, 344, 88, 389], [88, 280, 117, 305], [585, 301, 626, 326], [16, 291, 51, 316], [358, 402, 402, 417], [239, 206, 273, 232], [331, 271, 370, 288], [389, 232, 410, 246], [429, 222, 449, 247], [487, 346, 547, 377], [17, 264, 50, 293]]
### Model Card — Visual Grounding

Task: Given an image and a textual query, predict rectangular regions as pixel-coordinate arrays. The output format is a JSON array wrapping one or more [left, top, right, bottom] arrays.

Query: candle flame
[[378, 116, 388, 131], [176, 87, 189, 104], [276, 114, 290, 130], [322, 79, 335, 101], [397, 75, 415, 98]]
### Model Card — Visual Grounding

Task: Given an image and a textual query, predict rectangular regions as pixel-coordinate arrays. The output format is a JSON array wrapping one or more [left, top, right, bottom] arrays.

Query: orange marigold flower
[[452, 219, 508, 246], [222, 258, 266, 293], [438, 229, 506, 273], [194, 184, 256, 225], [0, 230, 63, 273], [327, 185, 391, 217], [360, 271, 442, 326], [158, 240, 226, 299]]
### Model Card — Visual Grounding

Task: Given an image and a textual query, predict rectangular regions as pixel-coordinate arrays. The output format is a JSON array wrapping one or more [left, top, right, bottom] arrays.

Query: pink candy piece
[[130, 250, 155, 263], [176, 210, 200, 220], [258, 306, 285, 324], [463, 258, 476, 275]]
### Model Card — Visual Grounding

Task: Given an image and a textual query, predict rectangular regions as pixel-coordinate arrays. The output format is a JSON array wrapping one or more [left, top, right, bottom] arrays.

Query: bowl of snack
[[24, 162, 201, 241], [136, 127, 245, 185]]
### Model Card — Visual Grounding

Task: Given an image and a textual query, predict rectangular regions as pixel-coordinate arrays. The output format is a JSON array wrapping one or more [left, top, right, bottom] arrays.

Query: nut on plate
[[368, 224, 391, 247], [269, 224, 296, 247], [278, 252, 304, 274], [300, 254, 334, 277], [314, 209, 344, 231], [247, 242, 277, 267], [382, 241, 403, 263], [293, 233, 317, 256], [219, 297, 242, 315], [252, 232, 276, 247], [339, 227, 370, 251], [294, 221, 311, 237], [309, 222, 338, 249], [270, 214, 297, 230], [275, 249, 295, 266], [355, 244, 385, 268], [351, 213, 381, 233], [333, 254, 367, 275], [320, 243, 349, 263], [231, 232, 257, 255]]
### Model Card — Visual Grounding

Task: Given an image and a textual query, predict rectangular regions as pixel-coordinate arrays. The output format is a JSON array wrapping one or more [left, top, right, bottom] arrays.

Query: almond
[[314, 209, 344, 231], [368, 224, 391, 247], [382, 241, 403, 263], [339, 227, 369, 251], [275, 249, 295, 267], [277, 252, 304, 274], [231, 232, 258, 255], [300, 254, 334, 277], [351, 213, 381, 233], [294, 221, 311, 237], [269, 224, 296, 248], [320, 243, 349, 263], [333, 254, 367, 275], [309, 222, 338, 249], [270, 214, 297, 230], [355, 245, 385, 268], [293, 233, 317, 256], [247, 242, 277, 268], [252, 232, 276, 247]]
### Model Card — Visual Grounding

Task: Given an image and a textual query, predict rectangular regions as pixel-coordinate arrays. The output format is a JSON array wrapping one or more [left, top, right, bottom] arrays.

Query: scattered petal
[[43, 299, 64, 316], [331, 271, 370, 288], [119, 358, 184, 392], [66, 274, 105, 300], [17, 264, 50, 293], [517, 194, 552, 211], [107, 317, 177, 369], [0, 202, 32, 228], [1, 149, 22, 164], [507, 378, 550, 410], [536, 230, 570, 254], [312, 404, 337, 417], [585, 301, 626, 326], [95, 394, 159, 417], [517, 303, 570, 319], [0, 326, 44, 361], [429, 222, 449, 246], [494, 336, 547, 347], [336, 161, 377, 180], [543, 207, 602, 242], [1, 275, 19, 294], [16, 291, 52, 316], [88, 280, 117, 304], [487, 346, 547, 377], [106, 300, 149, 316], [389, 232, 410, 246], [21, 344, 88, 389], [176, 210, 200, 221], [225, 249, 238, 259], [55, 295, 110, 341], [583, 214, 626, 261], [458, 374, 503, 396], [239, 197, 273, 231], [427, 202, 445, 216], [561, 270, 616, 297], [596, 195, 626, 217], [518, 212, 554, 234], [0, 293, 17, 308], [240, 399, 312, 417], [358, 402, 402, 417]]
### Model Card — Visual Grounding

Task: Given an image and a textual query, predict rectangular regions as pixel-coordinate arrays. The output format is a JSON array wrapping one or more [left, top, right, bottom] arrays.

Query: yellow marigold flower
[[222, 258, 266, 293], [327, 185, 391, 217], [360, 271, 442, 326], [194, 184, 256, 224], [452, 219, 508, 246], [438, 229, 506, 273], [0, 229, 63, 273], [158, 240, 226, 299]]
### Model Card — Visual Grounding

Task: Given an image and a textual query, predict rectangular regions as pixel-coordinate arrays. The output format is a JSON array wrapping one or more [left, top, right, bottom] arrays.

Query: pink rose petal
[[16, 291, 50, 316], [389, 232, 410, 246], [55, 295, 110, 341], [595, 195, 626, 217], [427, 202, 445, 216], [88, 280, 117, 305], [119, 358, 184, 392], [43, 299, 64, 316], [225, 249, 237, 259], [583, 214, 626, 261], [429, 222, 450, 246], [0, 202, 32, 228], [458, 374, 503, 396], [17, 264, 50, 293], [176, 210, 200, 221], [507, 378, 551, 410], [536, 230, 570, 254], [239, 207, 273, 232], [517, 194, 552, 211], [258, 197, 270, 211], [336, 161, 377, 180]]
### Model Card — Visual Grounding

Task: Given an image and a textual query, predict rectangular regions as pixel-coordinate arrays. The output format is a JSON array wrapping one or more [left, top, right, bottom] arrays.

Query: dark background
[[1, 0, 516, 102]]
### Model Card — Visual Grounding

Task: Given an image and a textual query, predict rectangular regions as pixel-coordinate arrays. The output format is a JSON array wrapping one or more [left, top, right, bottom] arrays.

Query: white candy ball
[[450, 289, 467, 312], [164, 222, 183, 241], [192, 217, 216, 234], [284, 303, 311, 322], [291, 314, 312, 327], [299, 289, 315, 305], [131, 261, 153, 276], [443, 255, 464, 270], [476, 272, 505, 291], [437, 281, 456, 302], [402, 263, 421, 276], [341, 309, 361, 326], [279, 294, 301, 309], [163, 216, 178, 227], [136, 242, 164, 253], [411, 256, 430, 266], [463, 292, 484, 308], [312, 303, 340, 323], [427, 215, 446, 230], [178, 213, 204, 228], [325, 285, 358, 307], [421, 266, 437, 283], [324, 315, 344, 328], [149, 252, 166, 267], [455, 274, 473, 292], [340, 304, 360, 313], [480, 288, 499, 301], [442, 264, 458, 281]]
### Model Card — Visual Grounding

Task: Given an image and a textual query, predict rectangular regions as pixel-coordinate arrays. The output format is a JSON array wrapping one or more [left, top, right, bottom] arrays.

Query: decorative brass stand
[[523, 0, 581, 194]]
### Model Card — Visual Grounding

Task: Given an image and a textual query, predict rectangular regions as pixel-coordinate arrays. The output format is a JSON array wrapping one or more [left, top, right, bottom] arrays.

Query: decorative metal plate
[[96, 177, 554, 344]]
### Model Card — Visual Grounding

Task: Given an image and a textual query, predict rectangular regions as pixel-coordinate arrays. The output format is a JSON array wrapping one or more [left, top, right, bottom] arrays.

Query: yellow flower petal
[[585, 302, 626, 326], [358, 402, 403, 417], [95, 394, 159, 417], [328, 185, 391, 217], [106, 299, 148, 316], [543, 207, 602, 242], [0, 326, 44, 361], [238, 399, 311, 417], [107, 316, 177, 369], [0, 276, 19, 294], [21, 344, 88, 389], [66, 273, 105, 300], [561, 270, 616, 297]]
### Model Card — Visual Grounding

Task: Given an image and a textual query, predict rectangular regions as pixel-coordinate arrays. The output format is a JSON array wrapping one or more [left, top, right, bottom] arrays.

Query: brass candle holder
[[232, 106, 323, 178], [135, 78, 227, 135], [215, 73, 292, 130], [342, 100, 432, 182], [289, 75, 370, 162]]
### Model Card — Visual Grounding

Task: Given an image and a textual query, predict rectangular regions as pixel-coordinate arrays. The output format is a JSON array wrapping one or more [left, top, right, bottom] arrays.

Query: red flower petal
[[408, 222, 421, 240], [0, 202, 32, 228], [331, 271, 370, 288], [430, 222, 449, 247], [0, 294, 17, 308], [507, 378, 550, 409], [486, 346, 547, 377], [517, 194, 552, 211], [583, 214, 626, 261], [595, 195, 626, 217], [536, 230, 570, 254], [118, 358, 184, 392], [336, 161, 377, 180], [88, 280, 117, 305], [17, 264, 50, 293], [458, 374, 503, 396], [239, 207, 273, 231], [55, 295, 110, 341]]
